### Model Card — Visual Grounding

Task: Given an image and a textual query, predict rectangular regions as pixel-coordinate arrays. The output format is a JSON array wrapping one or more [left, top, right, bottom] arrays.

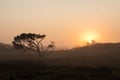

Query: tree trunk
[[37, 48, 42, 56]]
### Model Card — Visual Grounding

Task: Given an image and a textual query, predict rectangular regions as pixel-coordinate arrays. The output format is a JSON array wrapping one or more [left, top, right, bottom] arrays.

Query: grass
[[0, 60, 120, 80]]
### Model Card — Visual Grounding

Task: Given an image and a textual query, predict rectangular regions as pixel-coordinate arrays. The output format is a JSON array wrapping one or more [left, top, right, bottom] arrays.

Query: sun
[[88, 39, 93, 44], [87, 35, 95, 44], [80, 31, 99, 45]]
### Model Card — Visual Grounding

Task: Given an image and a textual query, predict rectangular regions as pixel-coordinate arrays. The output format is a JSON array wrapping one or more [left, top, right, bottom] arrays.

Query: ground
[[0, 60, 120, 80]]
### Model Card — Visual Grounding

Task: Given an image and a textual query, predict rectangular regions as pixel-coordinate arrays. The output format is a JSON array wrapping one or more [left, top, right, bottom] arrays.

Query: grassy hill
[[0, 42, 120, 67], [0, 43, 120, 80], [0, 43, 38, 61]]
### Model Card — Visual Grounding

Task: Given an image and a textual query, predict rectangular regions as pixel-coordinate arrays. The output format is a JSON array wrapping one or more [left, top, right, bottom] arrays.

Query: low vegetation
[[0, 61, 120, 80]]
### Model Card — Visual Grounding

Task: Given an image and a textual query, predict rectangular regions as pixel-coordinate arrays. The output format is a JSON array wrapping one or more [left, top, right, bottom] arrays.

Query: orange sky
[[0, 0, 120, 48]]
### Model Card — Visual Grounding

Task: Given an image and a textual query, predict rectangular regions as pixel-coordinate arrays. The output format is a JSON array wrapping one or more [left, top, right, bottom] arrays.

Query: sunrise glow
[[79, 30, 99, 45], [88, 39, 93, 44], [0, 0, 120, 48]]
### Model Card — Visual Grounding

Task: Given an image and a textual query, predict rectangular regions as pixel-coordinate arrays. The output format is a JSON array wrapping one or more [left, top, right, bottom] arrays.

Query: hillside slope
[[0, 43, 37, 61], [0, 43, 120, 67], [45, 43, 120, 67]]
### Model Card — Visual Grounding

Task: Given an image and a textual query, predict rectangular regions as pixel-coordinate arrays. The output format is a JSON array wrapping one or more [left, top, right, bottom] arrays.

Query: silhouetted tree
[[91, 40, 96, 44], [12, 33, 46, 56], [47, 41, 55, 52]]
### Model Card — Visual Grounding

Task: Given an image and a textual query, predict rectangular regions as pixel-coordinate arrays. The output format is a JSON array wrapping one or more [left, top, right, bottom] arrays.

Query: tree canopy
[[12, 33, 46, 56]]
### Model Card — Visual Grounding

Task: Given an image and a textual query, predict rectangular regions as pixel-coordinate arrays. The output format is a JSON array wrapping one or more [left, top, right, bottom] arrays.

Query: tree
[[47, 41, 55, 52], [12, 33, 46, 56]]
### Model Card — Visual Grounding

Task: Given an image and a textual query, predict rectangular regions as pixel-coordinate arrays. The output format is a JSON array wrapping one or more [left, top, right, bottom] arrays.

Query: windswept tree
[[47, 41, 55, 52], [12, 33, 46, 56]]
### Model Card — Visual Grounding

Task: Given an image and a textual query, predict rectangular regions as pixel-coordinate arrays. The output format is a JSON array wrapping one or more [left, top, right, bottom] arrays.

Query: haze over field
[[0, 0, 120, 48]]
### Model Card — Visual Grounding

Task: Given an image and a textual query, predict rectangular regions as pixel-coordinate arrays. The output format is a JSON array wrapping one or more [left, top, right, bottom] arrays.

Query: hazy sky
[[0, 0, 120, 48]]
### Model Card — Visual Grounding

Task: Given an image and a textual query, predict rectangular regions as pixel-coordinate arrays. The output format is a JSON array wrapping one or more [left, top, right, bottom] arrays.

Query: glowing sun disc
[[80, 31, 98, 44]]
